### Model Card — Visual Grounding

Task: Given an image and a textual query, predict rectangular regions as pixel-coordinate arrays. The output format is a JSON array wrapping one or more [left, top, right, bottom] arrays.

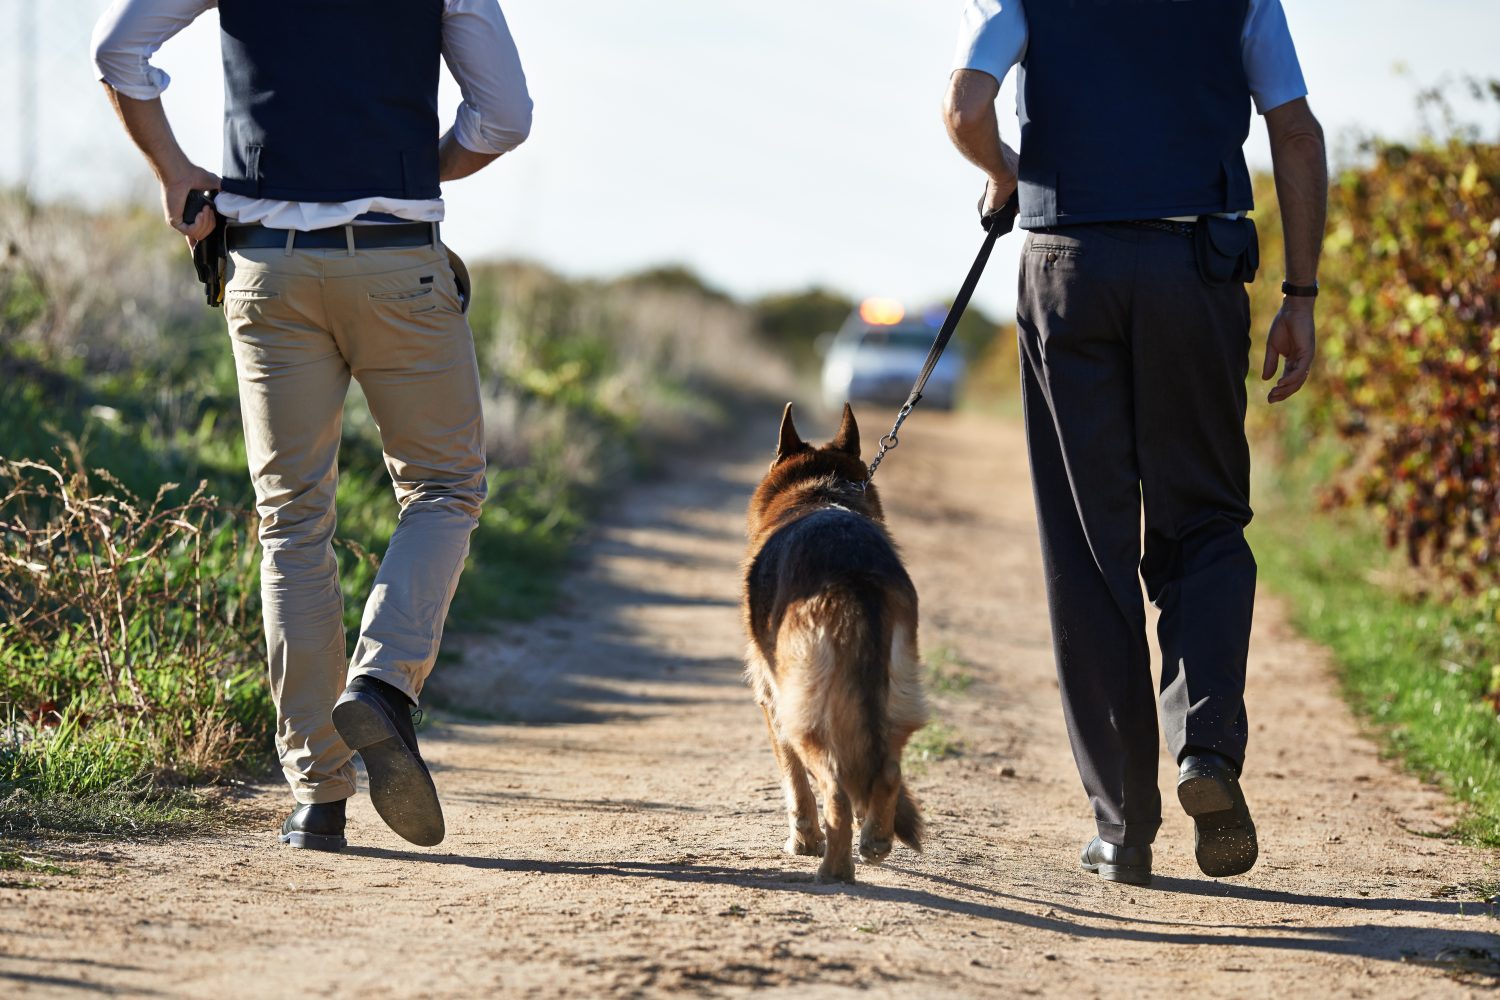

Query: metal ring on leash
[[864, 416, 910, 486]]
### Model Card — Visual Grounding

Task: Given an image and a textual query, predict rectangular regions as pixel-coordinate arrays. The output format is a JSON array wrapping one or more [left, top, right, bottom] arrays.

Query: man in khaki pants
[[93, 0, 532, 851]]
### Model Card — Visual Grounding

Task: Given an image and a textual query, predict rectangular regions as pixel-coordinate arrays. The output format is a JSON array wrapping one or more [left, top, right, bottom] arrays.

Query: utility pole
[[18, 0, 38, 209]]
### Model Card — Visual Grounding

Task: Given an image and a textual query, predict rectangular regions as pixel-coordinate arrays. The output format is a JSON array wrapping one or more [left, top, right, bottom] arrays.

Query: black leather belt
[[1120, 219, 1199, 238], [225, 221, 437, 252]]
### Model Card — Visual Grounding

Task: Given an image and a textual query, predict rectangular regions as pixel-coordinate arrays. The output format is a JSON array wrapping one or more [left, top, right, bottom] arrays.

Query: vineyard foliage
[[1254, 107, 1499, 594]]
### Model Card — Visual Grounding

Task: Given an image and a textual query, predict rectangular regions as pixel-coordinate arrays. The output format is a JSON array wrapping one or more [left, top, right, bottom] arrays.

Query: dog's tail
[[775, 579, 891, 804], [894, 782, 924, 852], [843, 578, 893, 809]]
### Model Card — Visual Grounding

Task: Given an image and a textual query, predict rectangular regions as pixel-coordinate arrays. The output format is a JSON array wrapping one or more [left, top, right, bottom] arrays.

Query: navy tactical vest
[[218, 0, 444, 202], [1016, 0, 1254, 229]]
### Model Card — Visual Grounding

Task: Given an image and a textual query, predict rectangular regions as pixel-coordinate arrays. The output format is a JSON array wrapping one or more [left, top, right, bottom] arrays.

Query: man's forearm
[[1266, 99, 1328, 286], [103, 85, 194, 188], [943, 70, 1016, 191], [438, 129, 501, 183], [102, 83, 216, 240]]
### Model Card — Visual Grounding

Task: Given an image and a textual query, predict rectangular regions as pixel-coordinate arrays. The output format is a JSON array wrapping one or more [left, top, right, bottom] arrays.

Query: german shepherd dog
[[742, 403, 927, 883]]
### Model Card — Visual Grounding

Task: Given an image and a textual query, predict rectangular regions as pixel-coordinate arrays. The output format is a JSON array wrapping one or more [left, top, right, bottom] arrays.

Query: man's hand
[[1261, 298, 1316, 403], [162, 164, 221, 246], [981, 143, 1021, 216]]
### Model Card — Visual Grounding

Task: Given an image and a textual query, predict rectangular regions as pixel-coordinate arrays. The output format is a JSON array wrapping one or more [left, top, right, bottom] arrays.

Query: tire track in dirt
[[3, 412, 1496, 998]]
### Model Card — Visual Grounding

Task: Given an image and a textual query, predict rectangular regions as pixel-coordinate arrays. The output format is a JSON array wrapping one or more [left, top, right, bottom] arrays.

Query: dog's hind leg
[[815, 776, 856, 884], [859, 758, 902, 863], [761, 705, 824, 857]]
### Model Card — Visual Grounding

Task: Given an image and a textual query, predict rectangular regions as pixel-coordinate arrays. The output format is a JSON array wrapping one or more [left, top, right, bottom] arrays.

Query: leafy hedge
[[1253, 102, 1499, 596]]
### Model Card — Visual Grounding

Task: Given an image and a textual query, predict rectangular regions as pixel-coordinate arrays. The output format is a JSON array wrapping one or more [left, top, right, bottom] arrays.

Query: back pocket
[[369, 286, 437, 314]]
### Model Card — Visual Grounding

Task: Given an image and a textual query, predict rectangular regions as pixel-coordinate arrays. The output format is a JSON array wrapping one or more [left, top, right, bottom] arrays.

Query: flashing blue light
[[922, 304, 948, 329]]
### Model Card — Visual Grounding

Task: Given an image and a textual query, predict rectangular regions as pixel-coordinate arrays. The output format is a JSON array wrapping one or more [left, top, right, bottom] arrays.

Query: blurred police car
[[820, 299, 963, 411]]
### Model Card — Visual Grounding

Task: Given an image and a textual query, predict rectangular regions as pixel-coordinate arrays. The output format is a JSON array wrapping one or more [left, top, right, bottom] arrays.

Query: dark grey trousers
[[1016, 223, 1257, 849]]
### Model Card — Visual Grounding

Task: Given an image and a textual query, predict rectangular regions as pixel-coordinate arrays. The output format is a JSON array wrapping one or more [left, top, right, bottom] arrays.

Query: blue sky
[[4, 1, 1498, 317]]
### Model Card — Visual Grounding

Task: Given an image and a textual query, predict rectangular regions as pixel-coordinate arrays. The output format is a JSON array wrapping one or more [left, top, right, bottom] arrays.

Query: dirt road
[[5, 412, 1497, 998]]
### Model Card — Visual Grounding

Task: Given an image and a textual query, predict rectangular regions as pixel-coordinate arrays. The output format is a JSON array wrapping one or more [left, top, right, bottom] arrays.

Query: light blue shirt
[[953, 0, 1309, 115]]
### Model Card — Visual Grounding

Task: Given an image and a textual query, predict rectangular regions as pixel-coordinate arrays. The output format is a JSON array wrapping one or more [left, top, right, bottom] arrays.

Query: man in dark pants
[[943, 0, 1327, 884]]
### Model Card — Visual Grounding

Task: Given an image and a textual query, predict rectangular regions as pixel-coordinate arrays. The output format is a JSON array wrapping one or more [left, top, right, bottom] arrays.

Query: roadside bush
[[1252, 94, 1499, 596]]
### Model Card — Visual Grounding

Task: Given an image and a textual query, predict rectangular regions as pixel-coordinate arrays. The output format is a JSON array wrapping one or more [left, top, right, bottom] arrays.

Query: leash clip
[[864, 399, 917, 486]]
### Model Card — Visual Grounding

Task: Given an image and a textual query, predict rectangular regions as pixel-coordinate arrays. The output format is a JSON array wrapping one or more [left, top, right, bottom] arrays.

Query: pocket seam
[[1028, 243, 1083, 258], [369, 287, 435, 303]]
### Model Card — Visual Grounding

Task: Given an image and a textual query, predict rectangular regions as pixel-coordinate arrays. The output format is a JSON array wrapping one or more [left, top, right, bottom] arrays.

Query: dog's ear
[[774, 402, 806, 464], [828, 402, 860, 458]]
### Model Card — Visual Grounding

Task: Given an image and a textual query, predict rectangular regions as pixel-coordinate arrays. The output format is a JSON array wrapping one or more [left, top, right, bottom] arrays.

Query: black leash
[[864, 192, 1020, 484]]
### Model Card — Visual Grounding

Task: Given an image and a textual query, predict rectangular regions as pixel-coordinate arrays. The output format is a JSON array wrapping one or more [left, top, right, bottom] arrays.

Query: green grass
[[903, 722, 964, 775], [1249, 448, 1500, 847], [1, 713, 241, 838], [0, 847, 78, 890], [0, 848, 77, 876], [0, 786, 224, 839], [924, 644, 975, 697], [0, 849, 73, 874]]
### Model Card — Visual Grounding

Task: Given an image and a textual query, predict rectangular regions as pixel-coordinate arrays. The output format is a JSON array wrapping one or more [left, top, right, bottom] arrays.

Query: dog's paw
[[816, 856, 857, 884], [786, 833, 826, 857], [859, 834, 893, 864]]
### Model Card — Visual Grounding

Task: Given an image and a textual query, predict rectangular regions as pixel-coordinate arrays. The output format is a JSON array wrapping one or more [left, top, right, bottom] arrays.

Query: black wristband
[[1281, 280, 1319, 298]]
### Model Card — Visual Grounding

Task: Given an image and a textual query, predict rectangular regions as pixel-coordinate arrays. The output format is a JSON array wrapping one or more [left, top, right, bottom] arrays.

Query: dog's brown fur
[[742, 402, 928, 883]]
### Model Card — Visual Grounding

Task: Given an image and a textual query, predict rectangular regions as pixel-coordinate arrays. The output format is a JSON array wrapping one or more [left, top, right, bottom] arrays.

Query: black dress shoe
[[332, 675, 445, 847], [1178, 749, 1258, 878], [1079, 836, 1152, 885], [280, 800, 347, 852]]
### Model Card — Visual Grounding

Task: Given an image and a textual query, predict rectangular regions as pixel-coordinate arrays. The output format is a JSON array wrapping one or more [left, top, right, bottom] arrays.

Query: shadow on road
[[0, 955, 159, 996], [425, 455, 757, 726], [331, 848, 1499, 972]]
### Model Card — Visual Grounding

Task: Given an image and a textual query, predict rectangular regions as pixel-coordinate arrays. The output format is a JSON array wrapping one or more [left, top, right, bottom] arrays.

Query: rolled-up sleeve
[[443, 0, 533, 155], [951, 0, 1027, 84], [1242, 0, 1308, 114], [91, 0, 213, 101]]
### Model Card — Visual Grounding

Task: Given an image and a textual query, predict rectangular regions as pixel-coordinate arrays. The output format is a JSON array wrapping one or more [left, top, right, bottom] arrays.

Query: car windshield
[[855, 327, 933, 352]]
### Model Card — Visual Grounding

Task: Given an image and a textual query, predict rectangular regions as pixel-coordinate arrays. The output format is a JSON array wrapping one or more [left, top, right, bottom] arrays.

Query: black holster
[[1194, 216, 1259, 286], [184, 190, 226, 307]]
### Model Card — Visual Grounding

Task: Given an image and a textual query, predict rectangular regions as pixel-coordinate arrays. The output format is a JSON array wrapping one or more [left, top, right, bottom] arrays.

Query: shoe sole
[[332, 692, 445, 847], [1178, 769, 1257, 878], [279, 830, 347, 853], [1080, 859, 1153, 886]]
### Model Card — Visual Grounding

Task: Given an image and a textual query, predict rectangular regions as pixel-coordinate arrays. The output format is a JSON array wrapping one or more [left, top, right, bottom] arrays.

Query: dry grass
[[0, 452, 270, 800], [1, 197, 201, 370]]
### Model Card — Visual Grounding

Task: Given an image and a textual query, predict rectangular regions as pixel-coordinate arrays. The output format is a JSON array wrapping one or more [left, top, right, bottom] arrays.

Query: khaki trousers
[[224, 238, 486, 804]]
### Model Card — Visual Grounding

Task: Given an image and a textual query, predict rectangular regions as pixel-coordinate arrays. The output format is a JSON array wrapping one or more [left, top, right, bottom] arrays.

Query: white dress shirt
[[91, 0, 533, 230], [953, 0, 1309, 115]]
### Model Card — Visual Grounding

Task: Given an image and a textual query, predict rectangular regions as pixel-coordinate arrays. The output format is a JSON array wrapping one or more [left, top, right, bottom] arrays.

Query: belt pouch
[[1195, 216, 1259, 285]]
